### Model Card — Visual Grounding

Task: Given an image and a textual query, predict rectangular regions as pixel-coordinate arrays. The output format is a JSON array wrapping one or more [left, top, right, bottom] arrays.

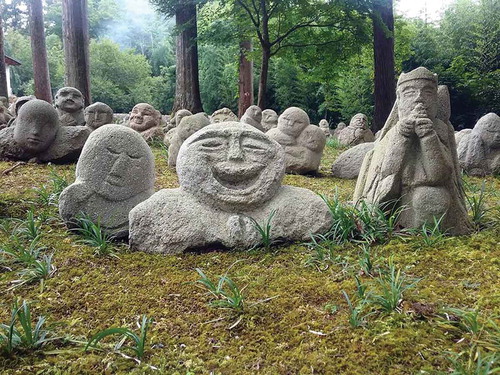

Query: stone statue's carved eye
[[241, 140, 268, 152], [200, 139, 225, 150], [128, 154, 142, 160], [107, 147, 120, 155]]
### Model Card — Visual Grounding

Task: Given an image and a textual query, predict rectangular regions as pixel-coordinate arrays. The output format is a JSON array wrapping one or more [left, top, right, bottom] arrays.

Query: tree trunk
[[62, 0, 91, 106], [257, 46, 270, 110], [0, 17, 8, 98], [172, 3, 203, 114], [238, 40, 253, 117], [372, 0, 395, 132], [30, 0, 52, 103]]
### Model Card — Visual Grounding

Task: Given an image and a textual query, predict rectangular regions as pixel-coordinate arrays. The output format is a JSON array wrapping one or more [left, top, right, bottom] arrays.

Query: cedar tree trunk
[[30, 0, 52, 103], [257, 45, 270, 109], [0, 17, 8, 98], [238, 39, 253, 117]]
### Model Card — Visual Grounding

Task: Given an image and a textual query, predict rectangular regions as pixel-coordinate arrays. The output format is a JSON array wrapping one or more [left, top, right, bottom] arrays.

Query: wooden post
[[30, 0, 52, 103], [0, 16, 8, 98], [238, 40, 253, 118], [62, 0, 91, 106]]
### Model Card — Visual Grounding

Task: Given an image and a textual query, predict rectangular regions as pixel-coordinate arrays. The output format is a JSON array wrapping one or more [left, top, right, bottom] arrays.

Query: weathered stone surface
[[84, 102, 113, 130], [0, 99, 90, 163], [455, 128, 472, 148], [267, 107, 326, 174], [240, 105, 264, 131], [331, 142, 374, 179], [59, 125, 155, 238], [261, 109, 278, 131], [55, 87, 85, 126], [338, 113, 375, 146], [129, 122, 332, 254], [128, 103, 164, 142], [319, 119, 331, 137], [167, 113, 210, 167], [332, 122, 346, 139], [165, 109, 192, 132], [9, 95, 35, 117], [211, 107, 238, 123], [458, 113, 500, 176], [0, 103, 12, 129], [354, 67, 472, 235]]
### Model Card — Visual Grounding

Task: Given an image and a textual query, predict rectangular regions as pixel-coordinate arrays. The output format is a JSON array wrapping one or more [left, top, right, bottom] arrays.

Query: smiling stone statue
[[129, 122, 332, 254], [54, 87, 85, 126], [59, 125, 155, 238], [128, 103, 164, 142]]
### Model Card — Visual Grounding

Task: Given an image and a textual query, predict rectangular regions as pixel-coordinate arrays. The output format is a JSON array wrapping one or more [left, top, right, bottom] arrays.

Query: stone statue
[[59, 125, 155, 238], [331, 142, 374, 179], [128, 103, 164, 142], [338, 113, 375, 146], [211, 107, 238, 123], [319, 119, 331, 137], [129, 122, 332, 254], [84, 102, 113, 130], [54, 87, 85, 126], [6, 95, 36, 127], [267, 107, 326, 174], [168, 113, 210, 168], [0, 99, 90, 163], [0, 96, 8, 108], [240, 105, 264, 131], [354, 67, 472, 235], [164, 109, 193, 146], [261, 109, 278, 131], [455, 129, 472, 148], [0, 103, 12, 129], [458, 113, 500, 176], [332, 122, 347, 139]]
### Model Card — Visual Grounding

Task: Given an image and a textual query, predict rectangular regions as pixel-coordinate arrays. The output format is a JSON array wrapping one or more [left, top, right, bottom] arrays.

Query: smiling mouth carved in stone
[[106, 174, 124, 187], [212, 163, 265, 191]]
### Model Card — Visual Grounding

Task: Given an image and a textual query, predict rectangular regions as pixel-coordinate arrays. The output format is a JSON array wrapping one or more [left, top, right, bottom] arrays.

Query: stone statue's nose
[[227, 138, 243, 161]]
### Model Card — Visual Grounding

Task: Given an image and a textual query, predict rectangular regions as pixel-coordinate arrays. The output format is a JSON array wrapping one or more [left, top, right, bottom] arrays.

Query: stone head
[[245, 105, 262, 123], [75, 124, 155, 201], [278, 107, 310, 138], [55, 87, 84, 113], [0, 96, 8, 108], [319, 119, 329, 129], [349, 114, 368, 129], [211, 107, 238, 123], [177, 122, 285, 211], [84, 102, 113, 130], [397, 67, 438, 121], [177, 113, 211, 140], [474, 113, 500, 149], [262, 109, 278, 125], [174, 109, 193, 127], [12, 95, 36, 116], [14, 99, 59, 154], [129, 103, 161, 132], [0, 104, 9, 124]]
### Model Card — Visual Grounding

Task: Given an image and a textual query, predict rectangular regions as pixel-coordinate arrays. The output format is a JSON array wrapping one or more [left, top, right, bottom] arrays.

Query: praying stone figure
[[354, 67, 472, 235], [0, 99, 90, 163], [84, 102, 113, 130], [457, 113, 500, 176], [211, 107, 238, 123], [319, 119, 331, 137], [168, 113, 211, 168], [261, 109, 278, 131], [54, 87, 85, 126], [59, 125, 155, 239], [267, 107, 326, 174], [338, 113, 375, 146], [240, 105, 264, 131], [128, 103, 164, 142], [129, 122, 332, 254]]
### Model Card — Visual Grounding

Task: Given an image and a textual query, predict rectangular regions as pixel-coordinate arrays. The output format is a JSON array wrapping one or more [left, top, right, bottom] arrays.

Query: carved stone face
[[350, 114, 368, 129], [475, 113, 500, 149], [76, 125, 155, 201], [277, 107, 309, 138], [14, 99, 59, 154], [262, 109, 278, 126], [211, 108, 238, 123], [55, 87, 84, 113], [85, 102, 113, 130], [129, 103, 160, 132], [246, 105, 262, 123], [175, 109, 193, 127], [177, 122, 285, 210], [397, 79, 438, 120]]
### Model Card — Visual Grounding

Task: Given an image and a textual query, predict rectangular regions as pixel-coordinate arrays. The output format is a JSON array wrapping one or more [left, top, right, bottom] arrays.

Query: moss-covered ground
[[0, 144, 499, 374]]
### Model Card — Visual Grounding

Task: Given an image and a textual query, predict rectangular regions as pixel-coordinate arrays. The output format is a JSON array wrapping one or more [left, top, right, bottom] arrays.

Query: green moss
[[0, 146, 499, 374]]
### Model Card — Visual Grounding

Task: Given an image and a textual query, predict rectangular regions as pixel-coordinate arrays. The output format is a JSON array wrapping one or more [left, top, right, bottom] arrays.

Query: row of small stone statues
[[54, 67, 476, 255]]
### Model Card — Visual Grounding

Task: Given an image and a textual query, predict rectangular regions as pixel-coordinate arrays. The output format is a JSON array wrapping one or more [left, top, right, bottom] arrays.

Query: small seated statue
[[54, 87, 85, 126], [319, 119, 331, 137], [332, 122, 346, 139], [240, 105, 264, 131], [261, 109, 278, 131], [354, 67, 471, 235], [0, 99, 90, 163], [458, 113, 500, 176], [164, 109, 192, 146], [128, 103, 164, 142], [267, 107, 326, 174], [59, 125, 155, 238], [338, 113, 375, 146], [211, 107, 238, 123], [168, 113, 210, 168], [84, 102, 113, 130], [129, 122, 332, 254]]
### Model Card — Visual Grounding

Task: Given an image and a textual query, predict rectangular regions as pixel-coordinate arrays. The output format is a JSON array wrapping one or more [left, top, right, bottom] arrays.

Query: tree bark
[[172, 3, 203, 114], [372, 0, 395, 132], [62, 0, 91, 106], [0, 17, 8, 98], [238, 40, 253, 117], [257, 45, 270, 109], [29, 0, 52, 103]]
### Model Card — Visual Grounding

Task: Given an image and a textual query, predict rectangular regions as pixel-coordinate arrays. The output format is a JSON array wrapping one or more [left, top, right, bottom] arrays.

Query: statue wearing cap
[[354, 67, 471, 235]]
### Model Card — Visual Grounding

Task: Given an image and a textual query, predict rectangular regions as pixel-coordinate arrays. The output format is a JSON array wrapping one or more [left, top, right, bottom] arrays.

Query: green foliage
[[342, 290, 370, 328], [465, 180, 491, 229], [13, 254, 56, 291], [195, 268, 245, 313], [248, 210, 276, 250], [412, 215, 448, 247], [15, 210, 43, 242], [73, 214, 117, 258]]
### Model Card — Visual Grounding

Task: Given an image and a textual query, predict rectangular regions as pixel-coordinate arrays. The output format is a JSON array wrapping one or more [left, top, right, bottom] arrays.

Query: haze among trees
[[1, 0, 499, 128]]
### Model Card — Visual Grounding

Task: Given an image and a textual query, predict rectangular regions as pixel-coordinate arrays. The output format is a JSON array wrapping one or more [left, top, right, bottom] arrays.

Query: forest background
[[2, 0, 499, 128]]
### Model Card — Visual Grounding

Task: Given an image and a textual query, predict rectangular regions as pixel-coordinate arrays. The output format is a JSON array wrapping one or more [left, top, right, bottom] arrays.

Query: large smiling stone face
[[177, 122, 285, 211], [128, 103, 161, 132]]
